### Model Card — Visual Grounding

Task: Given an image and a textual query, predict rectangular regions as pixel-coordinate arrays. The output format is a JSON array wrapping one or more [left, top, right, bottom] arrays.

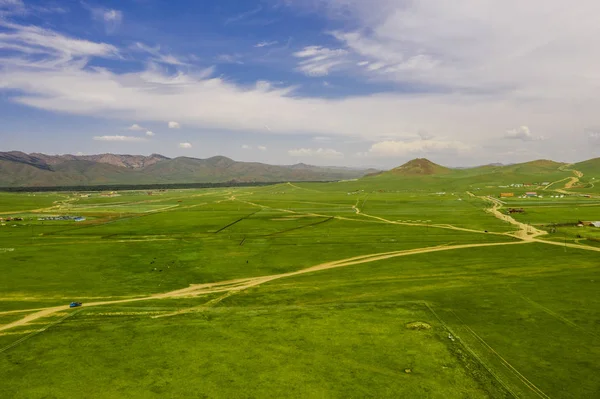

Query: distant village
[[0, 215, 85, 227]]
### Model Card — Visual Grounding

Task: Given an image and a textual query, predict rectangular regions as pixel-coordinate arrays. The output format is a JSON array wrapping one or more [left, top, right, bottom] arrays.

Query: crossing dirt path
[[3, 185, 599, 335], [478, 193, 600, 252], [479, 195, 546, 240], [0, 240, 529, 334]]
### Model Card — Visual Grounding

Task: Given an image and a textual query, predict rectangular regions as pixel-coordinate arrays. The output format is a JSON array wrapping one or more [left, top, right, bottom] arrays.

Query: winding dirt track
[[0, 240, 528, 333], [3, 182, 600, 334], [479, 192, 600, 252], [554, 167, 585, 195], [480, 196, 546, 240]]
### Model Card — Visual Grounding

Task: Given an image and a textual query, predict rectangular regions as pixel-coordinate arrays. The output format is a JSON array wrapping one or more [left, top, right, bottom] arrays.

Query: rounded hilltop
[[388, 158, 452, 176]]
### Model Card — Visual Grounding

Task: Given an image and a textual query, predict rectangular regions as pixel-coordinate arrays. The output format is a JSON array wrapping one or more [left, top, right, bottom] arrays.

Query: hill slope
[[387, 158, 452, 176], [354, 158, 577, 193], [0, 152, 375, 187]]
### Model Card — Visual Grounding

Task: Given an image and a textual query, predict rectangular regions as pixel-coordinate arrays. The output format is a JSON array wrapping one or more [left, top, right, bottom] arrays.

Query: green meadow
[[1, 164, 599, 398]]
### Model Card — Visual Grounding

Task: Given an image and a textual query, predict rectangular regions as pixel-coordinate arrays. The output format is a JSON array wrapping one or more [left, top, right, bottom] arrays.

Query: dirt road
[[2, 186, 598, 334], [479, 193, 600, 252], [480, 196, 546, 240], [554, 167, 584, 193], [0, 240, 528, 333]]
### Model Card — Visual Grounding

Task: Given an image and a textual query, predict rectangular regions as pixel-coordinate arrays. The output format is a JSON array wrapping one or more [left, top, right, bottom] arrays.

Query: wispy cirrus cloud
[[293, 46, 349, 76], [216, 53, 243, 64], [255, 40, 278, 48], [0, 0, 24, 15], [0, 20, 118, 68], [224, 6, 262, 25], [132, 42, 186, 66], [1, 5, 600, 166]]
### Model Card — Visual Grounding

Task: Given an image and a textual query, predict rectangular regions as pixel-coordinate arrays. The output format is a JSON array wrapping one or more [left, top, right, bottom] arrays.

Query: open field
[[1, 170, 599, 398]]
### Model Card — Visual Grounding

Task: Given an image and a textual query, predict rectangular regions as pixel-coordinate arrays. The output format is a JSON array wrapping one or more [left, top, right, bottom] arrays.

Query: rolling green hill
[[351, 158, 576, 194], [2, 151, 598, 191], [388, 158, 452, 176]]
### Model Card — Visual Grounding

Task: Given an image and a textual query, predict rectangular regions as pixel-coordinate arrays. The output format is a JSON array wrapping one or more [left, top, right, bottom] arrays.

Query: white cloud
[[241, 144, 252, 149], [133, 42, 186, 66], [0, 0, 24, 14], [293, 46, 349, 76], [179, 142, 192, 149], [168, 121, 181, 129], [93, 135, 145, 142], [504, 126, 545, 141], [0, 0, 23, 8], [1, 15, 600, 163], [362, 139, 470, 157], [0, 21, 117, 68], [89, 7, 123, 34], [288, 0, 600, 100], [128, 124, 145, 131], [257, 145, 267, 151], [288, 148, 343, 158], [255, 41, 278, 48], [145, 130, 155, 137]]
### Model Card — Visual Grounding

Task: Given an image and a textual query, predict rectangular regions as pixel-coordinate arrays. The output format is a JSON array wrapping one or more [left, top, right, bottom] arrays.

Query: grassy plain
[[1, 170, 599, 398]]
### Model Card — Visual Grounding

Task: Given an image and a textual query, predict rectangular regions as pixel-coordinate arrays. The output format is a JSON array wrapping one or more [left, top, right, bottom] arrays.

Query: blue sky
[[1, 0, 599, 167]]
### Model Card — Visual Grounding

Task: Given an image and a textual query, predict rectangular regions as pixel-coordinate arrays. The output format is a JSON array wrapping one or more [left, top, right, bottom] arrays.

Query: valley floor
[[0, 179, 599, 398]]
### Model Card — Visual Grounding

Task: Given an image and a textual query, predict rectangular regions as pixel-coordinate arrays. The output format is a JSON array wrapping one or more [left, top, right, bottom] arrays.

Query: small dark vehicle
[[69, 302, 82, 308]]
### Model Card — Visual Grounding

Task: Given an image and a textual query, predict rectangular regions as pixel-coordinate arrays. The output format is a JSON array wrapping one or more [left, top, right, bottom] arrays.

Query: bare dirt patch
[[406, 321, 432, 330]]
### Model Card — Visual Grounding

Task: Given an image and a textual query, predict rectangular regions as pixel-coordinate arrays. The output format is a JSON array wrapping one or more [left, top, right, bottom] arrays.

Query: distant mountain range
[[0, 151, 379, 187], [2, 152, 598, 189]]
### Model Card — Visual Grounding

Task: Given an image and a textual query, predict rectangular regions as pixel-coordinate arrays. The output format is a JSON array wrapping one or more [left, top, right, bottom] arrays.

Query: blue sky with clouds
[[1, 0, 599, 167]]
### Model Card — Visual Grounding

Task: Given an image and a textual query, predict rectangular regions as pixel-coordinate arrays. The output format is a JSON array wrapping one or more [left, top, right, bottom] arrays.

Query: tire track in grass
[[450, 310, 551, 399], [1, 240, 530, 331], [214, 210, 261, 234], [423, 302, 519, 399], [506, 286, 600, 340], [264, 217, 334, 237], [0, 309, 82, 354]]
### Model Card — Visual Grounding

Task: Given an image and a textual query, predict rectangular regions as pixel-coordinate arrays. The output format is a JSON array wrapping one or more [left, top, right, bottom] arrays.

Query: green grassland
[[1, 165, 600, 398], [0, 192, 66, 212]]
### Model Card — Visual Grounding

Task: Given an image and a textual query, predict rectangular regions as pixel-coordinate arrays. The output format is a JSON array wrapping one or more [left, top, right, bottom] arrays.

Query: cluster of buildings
[[500, 191, 569, 199], [38, 216, 86, 222], [500, 192, 541, 198], [1, 216, 24, 227], [578, 221, 600, 228], [0, 217, 23, 222]]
